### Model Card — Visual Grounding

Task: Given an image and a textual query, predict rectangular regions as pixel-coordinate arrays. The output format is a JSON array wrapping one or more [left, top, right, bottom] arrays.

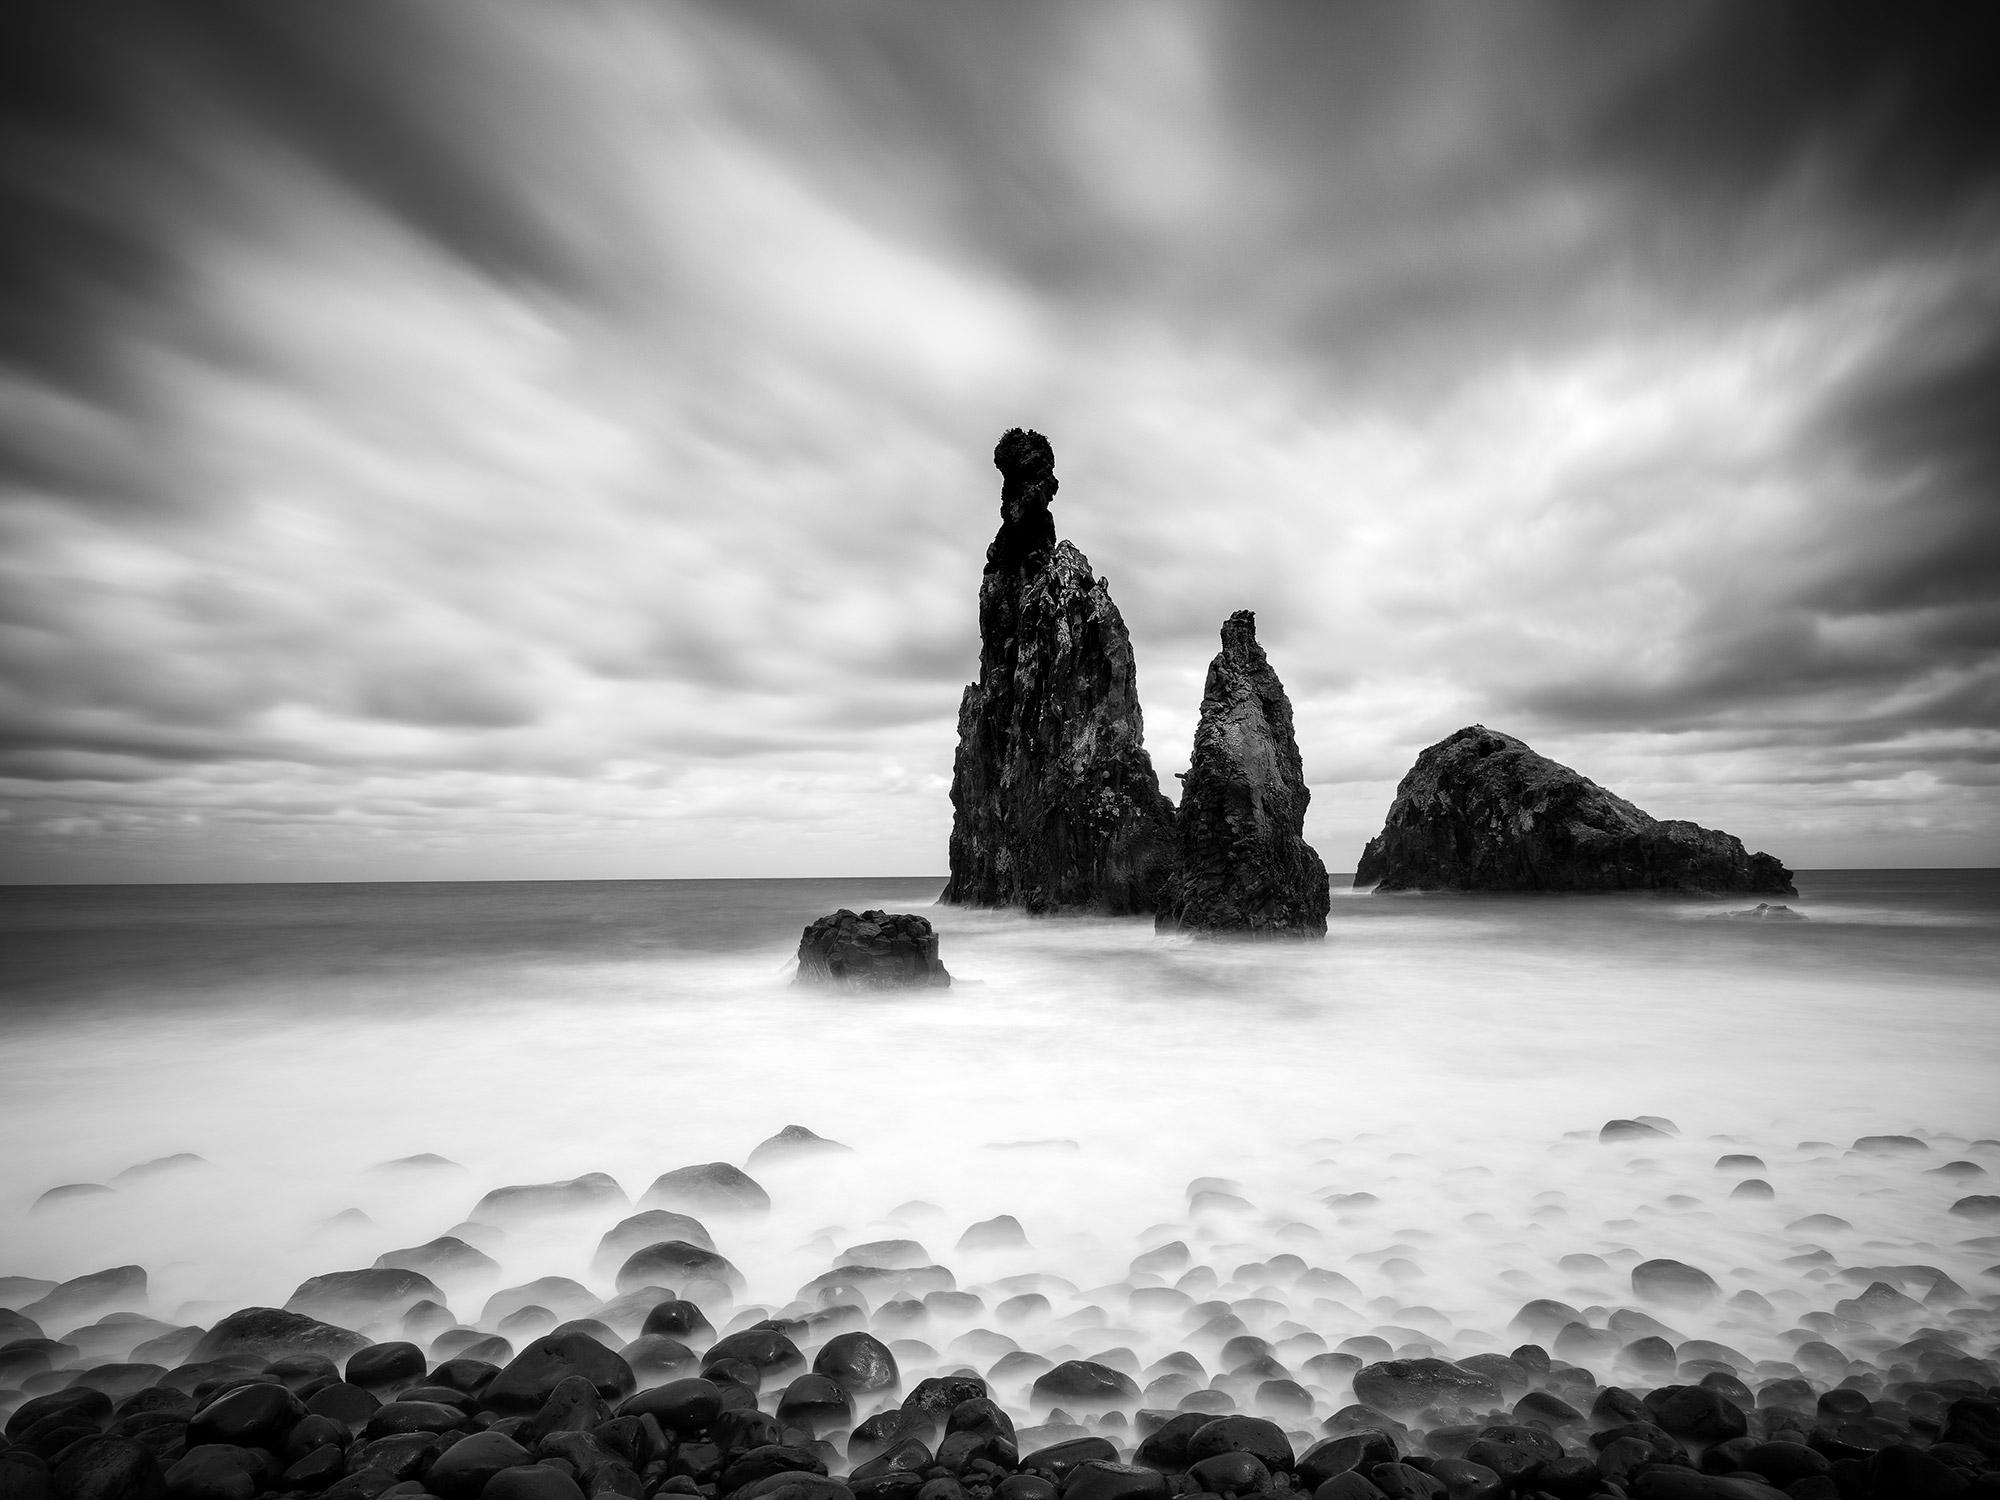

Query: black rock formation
[[1355, 725, 1795, 894], [795, 909, 951, 990], [1156, 611, 1329, 937], [940, 429, 1177, 914]]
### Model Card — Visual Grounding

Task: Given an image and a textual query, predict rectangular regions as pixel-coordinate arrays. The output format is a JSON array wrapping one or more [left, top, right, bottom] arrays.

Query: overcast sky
[[1, 1, 1996, 882]]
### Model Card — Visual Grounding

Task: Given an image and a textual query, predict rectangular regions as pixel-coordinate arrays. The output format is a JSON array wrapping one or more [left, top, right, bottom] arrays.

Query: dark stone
[[643, 1300, 718, 1343], [1423, 1457, 1502, 1498], [1312, 1475, 1389, 1500], [1030, 1361, 1139, 1409], [484, 1278, 599, 1325], [186, 1381, 307, 1451], [280, 1443, 347, 1492], [617, 1240, 746, 1295], [1060, 1461, 1170, 1500], [346, 1342, 428, 1390], [483, 1334, 637, 1412], [729, 1475, 853, 1500], [1017, 1436, 1119, 1485], [1185, 1415, 1294, 1472], [718, 1442, 828, 1494], [1155, 611, 1329, 937], [939, 428, 1178, 915], [704, 1330, 805, 1380], [284, 1269, 445, 1326], [1632, 1259, 1722, 1308], [795, 911, 950, 990], [345, 1428, 443, 1481], [70, 1364, 168, 1403], [32, 1183, 114, 1211], [620, 1332, 698, 1381], [776, 1374, 853, 1435], [1462, 1425, 1560, 1486], [1512, 1390, 1583, 1427], [813, 1331, 900, 1395], [618, 1377, 723, 1437], [1950, 1195, 2000, 1218], [594, 1212, 715, 1277], [430, 1358, 500, 1396], [51, 1435, 166, 1500], [1186, 1452, 1270, 1497], [747, 1125, 854, 1169], [1651, 1386, 1748, 1444], [1351, 1360, 1500, 1416], [372, 1236, 499, 1280], [469, 1173, 627, 1222], [364, 1399, 471, 1438], [483, 1464, 587, 1500], [1298, 1431, 1400, 1487], [1354, 726, 1794, 894], [1133, 1412, 1213, 1473], [306, 1380, 381, 1427], [22, 1266, 148, 1328], [423, 1428, 533, 1499], [956, 1216, 1029, 1252], [643, 1163, 772, 1214], [162, 1441, 274, 1498]]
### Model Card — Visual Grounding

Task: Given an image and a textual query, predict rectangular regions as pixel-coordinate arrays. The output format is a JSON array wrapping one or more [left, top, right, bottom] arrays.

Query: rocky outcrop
[[795, 909, 950, 989], [1355, 726, 1795, 894], [1156, 612, 1329, 937], [940, 429, 1177, 914]]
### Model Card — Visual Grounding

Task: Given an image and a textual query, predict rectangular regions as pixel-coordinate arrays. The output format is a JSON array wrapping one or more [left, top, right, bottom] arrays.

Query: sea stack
[[1157, 611, 1330, 937], [1356, 725, 1796, 894], [939, 429, 1177, 914]]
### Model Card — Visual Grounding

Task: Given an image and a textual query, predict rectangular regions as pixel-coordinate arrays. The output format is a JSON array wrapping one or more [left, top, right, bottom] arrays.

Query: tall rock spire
[[939, 429, 1177, 914], [1156, 610, 1330, 937]]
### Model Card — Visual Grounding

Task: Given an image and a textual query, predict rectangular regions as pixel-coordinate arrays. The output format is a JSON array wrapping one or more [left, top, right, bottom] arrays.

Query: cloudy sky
[[1, 1, 1995, 882]]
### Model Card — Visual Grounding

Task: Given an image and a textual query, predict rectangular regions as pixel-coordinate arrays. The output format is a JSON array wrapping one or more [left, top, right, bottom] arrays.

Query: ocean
[[2, 870, 1997, 1420]]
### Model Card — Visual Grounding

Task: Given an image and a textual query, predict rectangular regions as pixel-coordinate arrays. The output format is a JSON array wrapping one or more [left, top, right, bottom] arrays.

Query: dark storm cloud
[[1, 0, 1996, 877]]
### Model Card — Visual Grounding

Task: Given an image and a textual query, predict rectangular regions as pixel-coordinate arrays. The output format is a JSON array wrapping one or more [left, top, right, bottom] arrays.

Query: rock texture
[[1355, 725, 1795, 894], [1156, 611, 1329, 937], [940, 429, 1177, 914], [795, 910, 951, 990]]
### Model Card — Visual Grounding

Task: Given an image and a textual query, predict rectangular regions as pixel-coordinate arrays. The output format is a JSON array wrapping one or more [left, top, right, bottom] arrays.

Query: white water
[[3, 874, 1996, 1430]]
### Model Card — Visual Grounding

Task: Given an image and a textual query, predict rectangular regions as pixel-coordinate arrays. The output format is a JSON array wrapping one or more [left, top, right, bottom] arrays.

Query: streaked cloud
[[1, 0, 1995, 880]]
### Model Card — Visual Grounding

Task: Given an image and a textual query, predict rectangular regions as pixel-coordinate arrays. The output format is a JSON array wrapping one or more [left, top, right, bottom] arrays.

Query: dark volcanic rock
[[939, 428, 1177, 915], [796, 910, 951, 990], [470, 1172, 626, 1222], [189, 1306, 369, 1364], [1354, 725, 1795, 894], [1155, 610, 1329, 937], [642, 1161, 771, 1214], [748, 1124, 853, 1169], [1351, 1358, 1501, 1414]]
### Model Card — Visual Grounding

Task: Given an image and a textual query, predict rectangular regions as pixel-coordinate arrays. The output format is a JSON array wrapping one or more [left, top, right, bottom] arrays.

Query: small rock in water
[[748, 1124, 853, 1168], [1630, 1258, 1721, 1308], [795, 909, 952, 990], [1712, 902, 1807, 920], [1600, 1119, 1672, 1143], [31, 1183, 113, 1212], [959, 1215, 1030, 1252], [470, 1172, 627, 1222], [643, 1161, 772, 1214], [109, 1152, 212, 1184]]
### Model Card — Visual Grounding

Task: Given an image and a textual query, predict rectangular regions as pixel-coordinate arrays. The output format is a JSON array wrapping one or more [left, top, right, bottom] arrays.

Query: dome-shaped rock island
[[1356, 725, 1794, 894]]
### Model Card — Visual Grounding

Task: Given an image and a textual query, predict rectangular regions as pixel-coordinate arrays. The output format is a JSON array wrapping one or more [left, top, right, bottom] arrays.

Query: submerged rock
[[940, 428, 1177, 915], [795, 910, 950, 990], [1156, 610, 1329, 938], [1355, 725, 1795, 894], [1712, 902, 1807, 921]]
